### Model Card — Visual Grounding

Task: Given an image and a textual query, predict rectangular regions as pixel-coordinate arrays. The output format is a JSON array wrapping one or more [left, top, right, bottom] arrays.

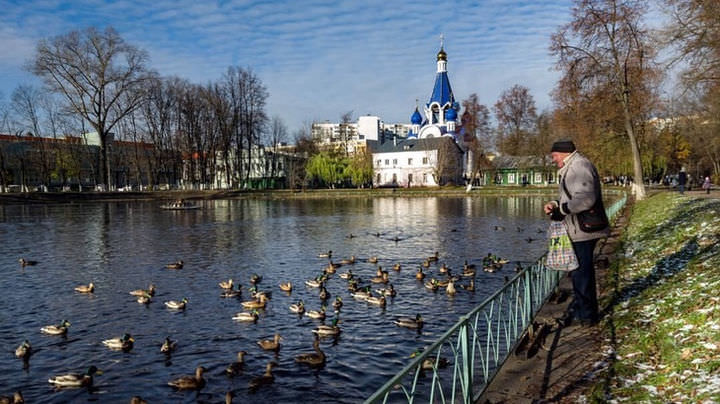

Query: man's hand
[[544, 201, 558, 215]]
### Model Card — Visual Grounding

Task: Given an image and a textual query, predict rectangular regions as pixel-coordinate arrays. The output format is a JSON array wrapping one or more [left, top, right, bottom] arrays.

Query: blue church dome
[[411, 107, 422, 124], [445, 107, 457, 121]]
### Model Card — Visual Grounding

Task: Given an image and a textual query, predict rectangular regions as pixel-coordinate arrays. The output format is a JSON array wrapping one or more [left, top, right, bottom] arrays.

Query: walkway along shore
[[480, 190, 720, 403]]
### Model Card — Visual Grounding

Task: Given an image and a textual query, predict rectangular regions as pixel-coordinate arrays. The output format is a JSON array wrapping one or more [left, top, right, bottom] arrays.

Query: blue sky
[[0, 0, 580, 134]]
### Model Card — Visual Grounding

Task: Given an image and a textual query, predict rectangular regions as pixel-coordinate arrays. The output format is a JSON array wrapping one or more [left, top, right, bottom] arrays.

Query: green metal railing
[[365, 193, 627, 404]]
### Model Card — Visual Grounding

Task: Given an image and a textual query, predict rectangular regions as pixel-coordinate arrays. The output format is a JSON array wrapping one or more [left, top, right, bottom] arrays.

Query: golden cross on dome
[[439, 33, 444, 48]]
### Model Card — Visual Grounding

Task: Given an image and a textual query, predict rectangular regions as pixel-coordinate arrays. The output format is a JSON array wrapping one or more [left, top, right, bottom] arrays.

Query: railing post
[[461, 320, 472, 404], [524, 266, 533, 326]]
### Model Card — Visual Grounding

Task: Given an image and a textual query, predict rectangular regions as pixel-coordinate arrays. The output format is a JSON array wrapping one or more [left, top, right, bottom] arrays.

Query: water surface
[[0, 196, 549, 403]]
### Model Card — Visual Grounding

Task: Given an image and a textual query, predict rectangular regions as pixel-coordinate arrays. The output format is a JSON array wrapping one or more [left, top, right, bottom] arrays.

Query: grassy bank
[[591, 192, 720, 402], [0, 185, 570, 204]]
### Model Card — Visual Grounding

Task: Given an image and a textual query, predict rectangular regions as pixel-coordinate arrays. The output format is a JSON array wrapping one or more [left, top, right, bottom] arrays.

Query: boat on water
[[161, 200, 200, 210]]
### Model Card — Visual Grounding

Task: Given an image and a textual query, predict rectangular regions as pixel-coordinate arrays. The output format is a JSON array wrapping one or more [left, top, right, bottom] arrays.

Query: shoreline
[[0, 186, 567, 204]]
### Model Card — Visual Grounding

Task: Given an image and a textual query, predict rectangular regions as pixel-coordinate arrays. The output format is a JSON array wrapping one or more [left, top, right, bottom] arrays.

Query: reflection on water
[[0, 196, 549, 403]]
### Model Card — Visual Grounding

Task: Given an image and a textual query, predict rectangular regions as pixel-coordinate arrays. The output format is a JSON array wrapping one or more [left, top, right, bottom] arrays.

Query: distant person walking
[[544, 140, 610, 326], [678, 169, 687, 194], [703, 176, 711, 194]]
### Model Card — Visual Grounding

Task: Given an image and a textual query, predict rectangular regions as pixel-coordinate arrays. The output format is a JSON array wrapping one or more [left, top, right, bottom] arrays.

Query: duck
[[368, 256, 378, 264], [340, 255, 355, 265], [74, 282, 94, 293], [19, 258, 38, 267], [102, 333, 134, 350], [233, 309, 260, 322], [250, 274, 262, 284], [249, 287, 271, 300], [434, 278, 450, 287], [460, 279, 475, 291], [129, 284, 156, 297], [289, 300, 305, 315], [279, 282, 292, 292], [463, 266, 476, 277], [129, 396, 147, 404], [160, 336, 177, 353], [41, 320, 70, 335], [439, 263, 450, 274], [168, 366, 206, 390], [416, 267, 426, 280], [0, 391, 23, 404], [137, 292, 152, 304], [319, 286, 330, 300], [248, 361, 276, 391], [422, 260, 431, 268], [410, 351, 450, 370], [165, 260, 183, 269], [392, 263, 402, 271], [220, 285, 242, 298], [376, 284, 396, 297], [295, 335, 326, 368], [257, 333, 282, 351], [427, 251, 439, 262], [370, 271, 389, 284], [332, 296, 343, 311], [339, 270, 354, 280], [15, 340, 31, 360], [463, 260, 476, 270], [219, 278, 233, 289], [424, 280, 439, 291], [351, 287, 372, 301], [164, 298, 188, 310], [313, 318, 341, 337], [394, 314, 424, 329], [305, 278, 323, 288], [317, 250, 332, 258], [241, 294, 267, 309], [446, 280, 457, 295], [48, 366, 100, 388], [483, 265, 497, 273], [306, 306, 326, 320], [366, 295, 386, 307], [225, 351, 247, 376]]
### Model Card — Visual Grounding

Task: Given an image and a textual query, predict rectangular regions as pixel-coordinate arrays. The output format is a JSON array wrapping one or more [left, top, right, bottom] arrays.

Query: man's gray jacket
[[555, 152, 610, 242]]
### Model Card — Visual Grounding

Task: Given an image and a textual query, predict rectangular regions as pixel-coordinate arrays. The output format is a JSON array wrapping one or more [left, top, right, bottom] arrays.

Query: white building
[[372, 136, 464, 187]]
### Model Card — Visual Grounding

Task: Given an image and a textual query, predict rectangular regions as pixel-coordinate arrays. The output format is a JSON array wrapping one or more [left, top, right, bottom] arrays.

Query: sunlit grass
[[588, 192, 720, 403]]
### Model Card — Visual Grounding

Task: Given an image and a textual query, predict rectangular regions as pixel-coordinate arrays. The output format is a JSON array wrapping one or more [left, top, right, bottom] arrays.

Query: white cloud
[[0, 0, 578, 131]]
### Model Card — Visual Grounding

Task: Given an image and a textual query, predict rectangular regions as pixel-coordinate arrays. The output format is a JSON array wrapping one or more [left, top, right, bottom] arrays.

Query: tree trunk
[[621, 95, 646, 200]]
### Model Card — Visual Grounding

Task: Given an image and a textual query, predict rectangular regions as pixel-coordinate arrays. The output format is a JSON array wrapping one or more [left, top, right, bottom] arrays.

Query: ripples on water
[[0, 196, 549, 403]]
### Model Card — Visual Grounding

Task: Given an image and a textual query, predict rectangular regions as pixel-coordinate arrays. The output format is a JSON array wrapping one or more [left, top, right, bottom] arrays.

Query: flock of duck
[[8, 248, 515, 403]]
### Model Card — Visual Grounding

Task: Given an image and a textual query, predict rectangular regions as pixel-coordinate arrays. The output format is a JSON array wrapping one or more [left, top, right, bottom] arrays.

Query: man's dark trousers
[[570, 239, 599, 323]]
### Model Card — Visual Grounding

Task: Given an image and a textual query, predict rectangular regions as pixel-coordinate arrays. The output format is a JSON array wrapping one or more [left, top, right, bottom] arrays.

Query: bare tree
[[493, 84, 538, 155], [662, 0, 720, 87], [268, 115, 288, 180], [29, 26, 155, 189], [551, 0, 659, 199], [11, 84, 54, 190]]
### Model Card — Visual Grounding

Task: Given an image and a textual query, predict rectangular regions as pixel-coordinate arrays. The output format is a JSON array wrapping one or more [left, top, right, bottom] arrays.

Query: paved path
[[478, 208, 629, 403]]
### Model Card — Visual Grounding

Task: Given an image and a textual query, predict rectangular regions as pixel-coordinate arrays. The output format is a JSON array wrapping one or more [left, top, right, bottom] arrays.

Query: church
[[372, 44, 467, 187]]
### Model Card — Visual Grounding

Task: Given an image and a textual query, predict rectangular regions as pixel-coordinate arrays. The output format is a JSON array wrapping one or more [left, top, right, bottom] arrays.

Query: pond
[[0, 196, 550, 403]]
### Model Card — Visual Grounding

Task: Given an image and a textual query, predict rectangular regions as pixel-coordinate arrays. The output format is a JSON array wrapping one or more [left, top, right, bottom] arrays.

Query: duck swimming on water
[[168, 366, 205, 390]]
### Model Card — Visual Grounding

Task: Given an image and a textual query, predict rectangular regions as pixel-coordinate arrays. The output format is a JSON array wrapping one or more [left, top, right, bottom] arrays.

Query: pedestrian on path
[[544, 140, 610, 326], [703, 176, 711, 194], [678, 168, 687, 194]]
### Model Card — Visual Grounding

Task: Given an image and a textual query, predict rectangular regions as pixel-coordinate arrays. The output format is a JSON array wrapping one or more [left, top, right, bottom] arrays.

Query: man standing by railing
[[544, 140, 610, 326]]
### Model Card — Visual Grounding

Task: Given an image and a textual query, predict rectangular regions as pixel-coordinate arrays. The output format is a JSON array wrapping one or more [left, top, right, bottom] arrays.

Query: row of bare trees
[[0, 26, 283, 191]]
